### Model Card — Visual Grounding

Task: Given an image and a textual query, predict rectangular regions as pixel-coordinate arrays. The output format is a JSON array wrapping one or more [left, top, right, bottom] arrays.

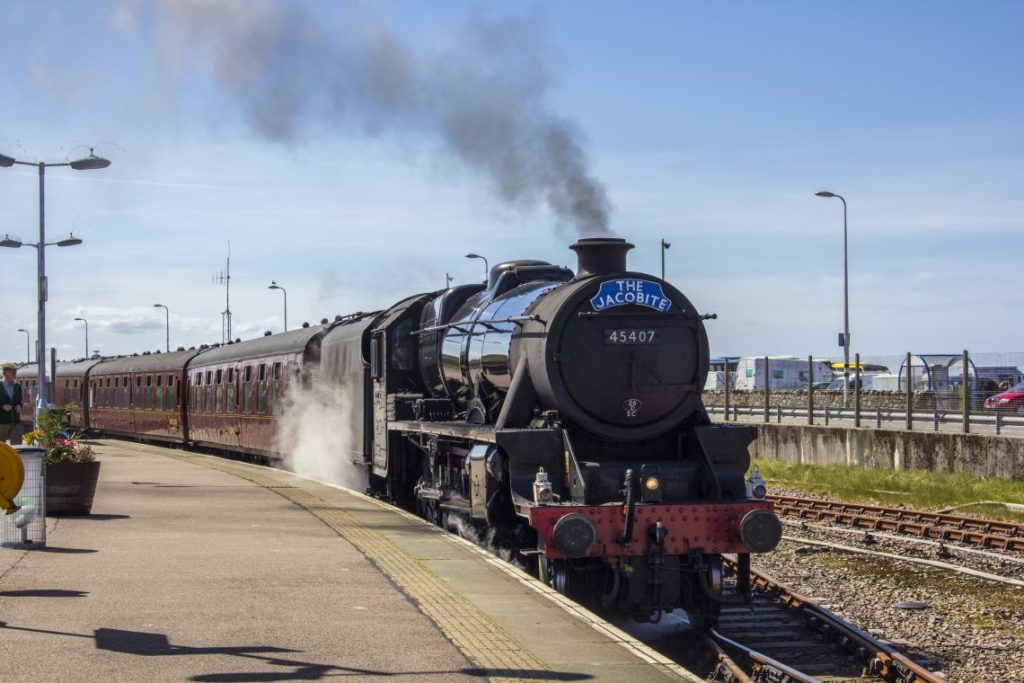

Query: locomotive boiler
[[374, 238, 781, 626]]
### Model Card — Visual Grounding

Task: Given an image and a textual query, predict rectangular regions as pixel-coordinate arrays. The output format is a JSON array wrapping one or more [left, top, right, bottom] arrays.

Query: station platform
[[0, 440, 700, 682]]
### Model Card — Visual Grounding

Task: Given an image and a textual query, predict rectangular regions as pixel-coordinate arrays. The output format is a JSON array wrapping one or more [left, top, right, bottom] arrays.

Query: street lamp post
[[267, 282, 287, 332], [465, 253, 489, 282], [16, 328, 30, 363], [660, 239, 671, 280], [153, 304, 169, 352], [0, 148, 110, 421], [73, 317, 89, 359], [816, 190, 850, 408]]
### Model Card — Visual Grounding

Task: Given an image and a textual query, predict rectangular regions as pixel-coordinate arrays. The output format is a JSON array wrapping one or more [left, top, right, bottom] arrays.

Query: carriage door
[[371, 331, 388, 474]]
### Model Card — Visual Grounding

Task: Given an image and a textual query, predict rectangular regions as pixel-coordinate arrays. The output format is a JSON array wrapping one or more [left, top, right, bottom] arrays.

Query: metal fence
[[704, 350, 1024, 436]]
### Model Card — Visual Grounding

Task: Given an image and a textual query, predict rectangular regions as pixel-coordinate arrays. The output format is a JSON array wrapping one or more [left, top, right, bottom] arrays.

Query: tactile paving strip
[[161, 450, 547, 682]]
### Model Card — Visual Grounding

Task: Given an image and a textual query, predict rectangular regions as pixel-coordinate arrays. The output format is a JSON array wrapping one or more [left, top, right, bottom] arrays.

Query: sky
[[0, 0, 1022, 364]]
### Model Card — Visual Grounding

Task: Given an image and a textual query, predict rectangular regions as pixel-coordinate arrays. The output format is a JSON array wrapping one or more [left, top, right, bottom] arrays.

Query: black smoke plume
[[155, 0, 612, 235]]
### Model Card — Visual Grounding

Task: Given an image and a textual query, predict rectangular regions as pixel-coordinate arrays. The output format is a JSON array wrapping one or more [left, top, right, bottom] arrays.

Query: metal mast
[[213, 242, 232, 343]]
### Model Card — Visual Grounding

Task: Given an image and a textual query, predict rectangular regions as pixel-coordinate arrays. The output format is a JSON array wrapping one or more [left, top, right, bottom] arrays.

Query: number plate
[[604, 329, 659, 345]]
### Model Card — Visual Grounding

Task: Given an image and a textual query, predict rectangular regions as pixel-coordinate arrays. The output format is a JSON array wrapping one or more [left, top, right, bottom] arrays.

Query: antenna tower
[[212, 242, 232, 343]]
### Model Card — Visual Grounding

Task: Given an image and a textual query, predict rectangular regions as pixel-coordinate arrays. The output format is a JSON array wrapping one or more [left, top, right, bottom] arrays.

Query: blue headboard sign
[[590, 279, 671, 313]]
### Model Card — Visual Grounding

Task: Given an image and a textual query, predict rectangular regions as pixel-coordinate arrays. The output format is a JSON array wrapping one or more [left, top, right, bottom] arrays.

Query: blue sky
[[1, 0, 1021, 363]]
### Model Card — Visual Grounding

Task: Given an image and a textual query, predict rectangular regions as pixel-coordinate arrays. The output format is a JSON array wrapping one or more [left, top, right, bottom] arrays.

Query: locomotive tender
[[19, 237, 780, 627]]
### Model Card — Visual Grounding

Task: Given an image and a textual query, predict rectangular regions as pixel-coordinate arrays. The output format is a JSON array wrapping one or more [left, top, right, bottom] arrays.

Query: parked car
[[983, 382, 1024, 414]]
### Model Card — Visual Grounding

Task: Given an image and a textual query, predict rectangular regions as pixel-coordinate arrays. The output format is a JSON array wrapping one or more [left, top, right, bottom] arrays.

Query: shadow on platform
[[0, 622, 592, 682]]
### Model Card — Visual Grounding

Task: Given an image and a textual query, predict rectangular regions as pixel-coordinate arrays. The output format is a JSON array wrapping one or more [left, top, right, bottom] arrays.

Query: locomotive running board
[[388, 420, 498, 443]]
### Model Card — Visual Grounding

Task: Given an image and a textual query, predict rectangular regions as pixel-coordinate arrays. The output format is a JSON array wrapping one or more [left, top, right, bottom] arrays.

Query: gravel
[[751, 491, 1024, 682]]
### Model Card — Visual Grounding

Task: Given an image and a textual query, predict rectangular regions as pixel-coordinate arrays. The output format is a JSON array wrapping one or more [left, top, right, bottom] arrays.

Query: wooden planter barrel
[[46, 461, 101, 516]]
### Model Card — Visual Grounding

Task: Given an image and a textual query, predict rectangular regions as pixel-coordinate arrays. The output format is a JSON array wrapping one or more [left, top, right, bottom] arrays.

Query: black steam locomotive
[[24, 237, 780, 628], [357, 237, 781, 626]]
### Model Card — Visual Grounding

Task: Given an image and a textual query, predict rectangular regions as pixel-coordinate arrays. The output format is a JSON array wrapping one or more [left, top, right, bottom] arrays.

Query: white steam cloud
[[275, 375, 368, 492]]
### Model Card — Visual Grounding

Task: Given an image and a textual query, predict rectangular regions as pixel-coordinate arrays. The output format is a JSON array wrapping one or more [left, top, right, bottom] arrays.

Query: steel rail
[[768, 494, 1024, 551], [723, 558, 945, 683], [699, 632, 754, 683], [707, 629, 821, 683]]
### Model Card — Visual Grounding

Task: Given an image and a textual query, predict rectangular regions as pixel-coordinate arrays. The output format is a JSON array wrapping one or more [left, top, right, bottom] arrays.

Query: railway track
[[698, 558, 945, 683], [769, 494, 1024, 552]]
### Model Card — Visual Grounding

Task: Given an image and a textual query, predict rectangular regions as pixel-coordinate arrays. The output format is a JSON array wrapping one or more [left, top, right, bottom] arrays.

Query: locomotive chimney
[[570, 238, 634, 278]]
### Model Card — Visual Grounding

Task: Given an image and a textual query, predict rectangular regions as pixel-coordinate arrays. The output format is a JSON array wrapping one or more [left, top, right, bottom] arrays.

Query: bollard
[[876, 407, 881, 429], [934, 410, 939, 432], [825, 406, 830, 426], [996, 412, 1002, 435], [777, 406, 782, 423]]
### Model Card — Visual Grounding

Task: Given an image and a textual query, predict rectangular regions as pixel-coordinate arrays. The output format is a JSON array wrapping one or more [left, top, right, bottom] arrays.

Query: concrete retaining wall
[[750, 423, 1024, 481]]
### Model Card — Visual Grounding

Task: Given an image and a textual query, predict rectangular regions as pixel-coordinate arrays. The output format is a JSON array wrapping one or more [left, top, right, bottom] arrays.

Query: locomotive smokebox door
[[521, 256, 710, 440]]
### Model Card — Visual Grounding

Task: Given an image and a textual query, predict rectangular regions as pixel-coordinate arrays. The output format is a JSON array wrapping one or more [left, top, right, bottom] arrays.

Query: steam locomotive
[[18, 237, 781, 627]]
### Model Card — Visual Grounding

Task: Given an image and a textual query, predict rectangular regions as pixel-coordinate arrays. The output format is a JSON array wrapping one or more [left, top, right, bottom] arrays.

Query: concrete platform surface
[[0, 440, 698, 682]]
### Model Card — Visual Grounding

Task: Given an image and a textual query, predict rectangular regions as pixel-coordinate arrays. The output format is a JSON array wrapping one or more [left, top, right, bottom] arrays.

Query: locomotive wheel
[[687, 556, 724, 630]]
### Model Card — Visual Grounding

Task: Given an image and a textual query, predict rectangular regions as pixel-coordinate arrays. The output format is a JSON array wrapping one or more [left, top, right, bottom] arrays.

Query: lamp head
[[465, 253, 481, 259], [268, 281, 282, 290], [815, 191, 836, 198], [55, 233, 83, 247], [0, 154, 15, 168], [74, 317, 85, 322], [69, 148, 111, 171], [0, 235, 23, 248], [17, 328, 26, 333]]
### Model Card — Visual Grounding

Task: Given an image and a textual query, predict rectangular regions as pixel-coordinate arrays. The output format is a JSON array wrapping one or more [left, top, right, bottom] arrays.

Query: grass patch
[[754, 458, 1024, 522]]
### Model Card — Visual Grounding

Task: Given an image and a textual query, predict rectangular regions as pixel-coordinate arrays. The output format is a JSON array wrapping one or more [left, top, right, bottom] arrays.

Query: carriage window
[[155, 384, 163, 411], [244, 366, 252, 382], [168, 375, 174, 386], [227, 380, 236, 412], [146, 375, 152, 387], [256, 381, 266, 414], [195, 372, 202, 386], [258, 364, 266, 382], [215, 369, 222, 384], [205, 370, 212, 385], [136, 376, 142, 387], [215, 384, 224, 413], [271, 379, 282, 415], [65, 379, 70, 387], [227, 368, 234, 382], [156, 375, 162, 387], [107, 378, 112, 387], [74, 379, 79, 388], [273, 362, 282, 380], [243, 382, 253, 414]]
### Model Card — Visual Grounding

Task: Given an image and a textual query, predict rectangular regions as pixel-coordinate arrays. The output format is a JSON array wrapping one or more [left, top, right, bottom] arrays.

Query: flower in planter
[[21, 406, 95, 464]]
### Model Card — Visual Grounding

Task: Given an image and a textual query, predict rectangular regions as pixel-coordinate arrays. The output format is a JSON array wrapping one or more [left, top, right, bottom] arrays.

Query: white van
[[733, 356, 833, 390]]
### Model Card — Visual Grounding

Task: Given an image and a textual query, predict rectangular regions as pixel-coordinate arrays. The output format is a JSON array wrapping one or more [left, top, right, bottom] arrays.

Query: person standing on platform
[[0, 363, 24, 444]]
